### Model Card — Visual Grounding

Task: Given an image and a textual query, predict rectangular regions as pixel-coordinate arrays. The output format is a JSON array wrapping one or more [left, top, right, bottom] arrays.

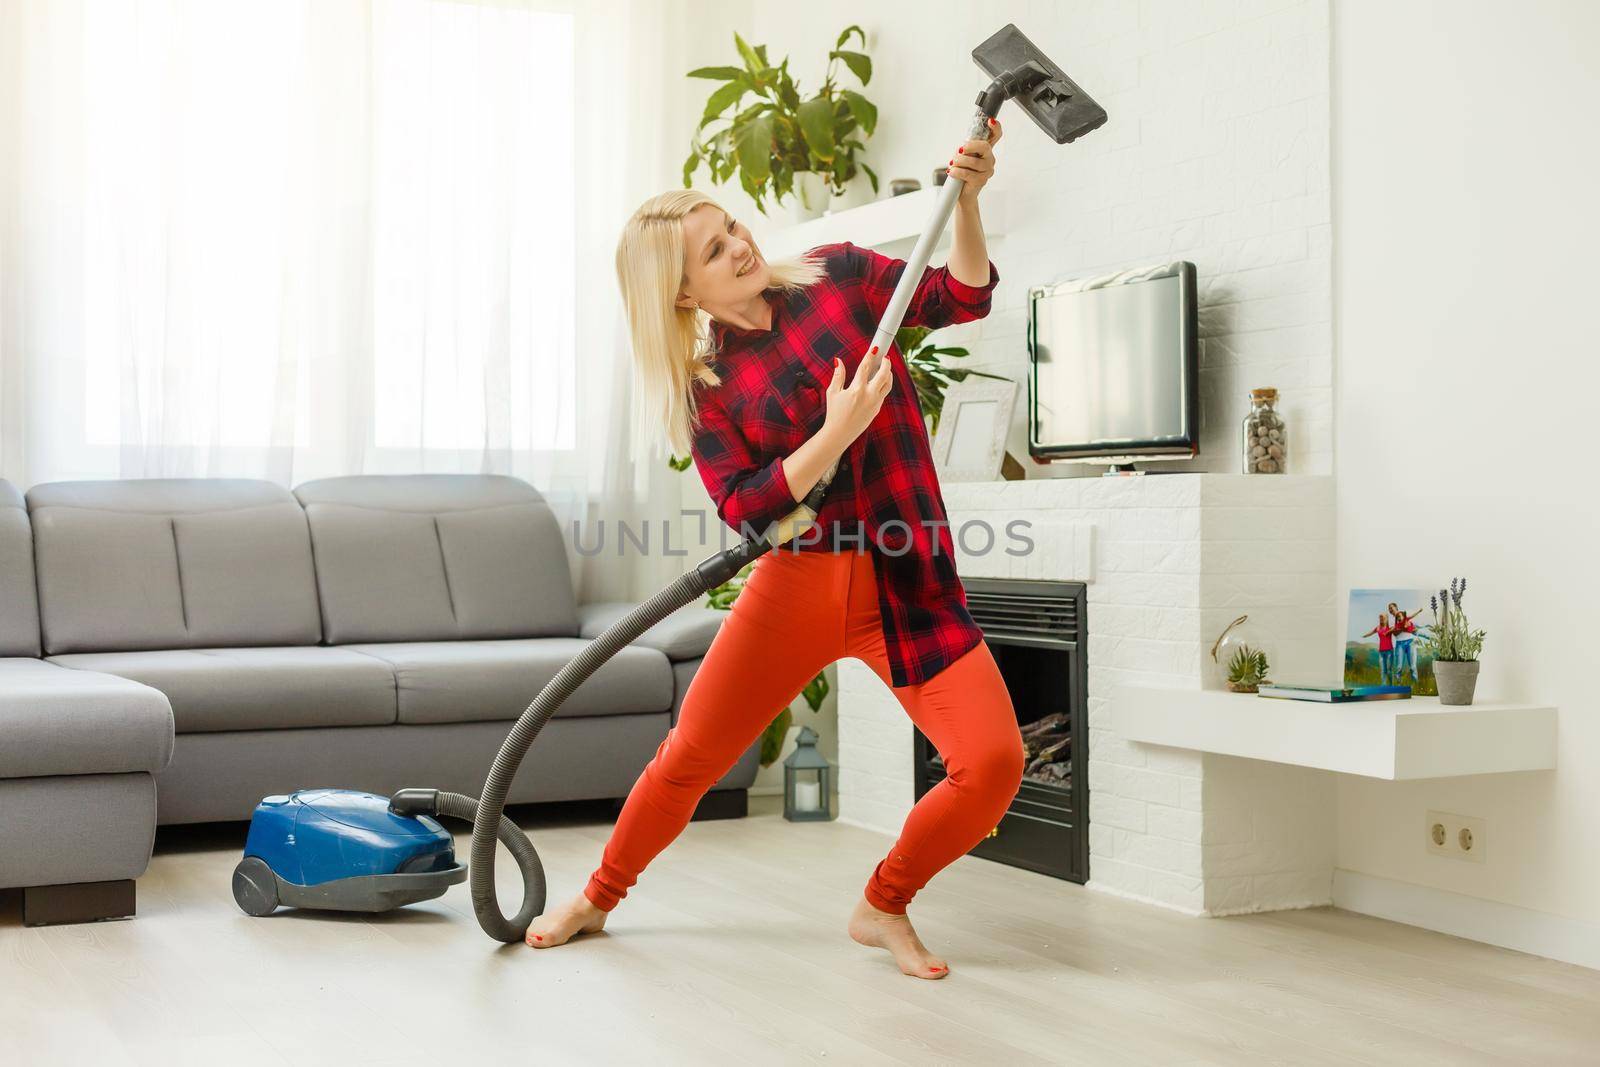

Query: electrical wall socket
[[1426, 810, 1485, 863]]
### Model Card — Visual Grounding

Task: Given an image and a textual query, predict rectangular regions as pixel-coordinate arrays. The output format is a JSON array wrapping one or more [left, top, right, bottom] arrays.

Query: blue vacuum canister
[[231, 788, 467, 916]]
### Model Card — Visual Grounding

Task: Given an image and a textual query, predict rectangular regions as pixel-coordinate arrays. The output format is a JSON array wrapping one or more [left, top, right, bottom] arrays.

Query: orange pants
[[584, 547, 1025, 915]]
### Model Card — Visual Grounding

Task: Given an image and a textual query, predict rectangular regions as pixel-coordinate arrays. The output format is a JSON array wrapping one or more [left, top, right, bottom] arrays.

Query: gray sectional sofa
[[0, 474, 749, 925]]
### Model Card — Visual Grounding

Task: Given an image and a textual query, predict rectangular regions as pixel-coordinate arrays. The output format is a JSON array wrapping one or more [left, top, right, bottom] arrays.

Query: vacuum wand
[[759, 22, 1106, 562], [860, 108, 1004, 383]]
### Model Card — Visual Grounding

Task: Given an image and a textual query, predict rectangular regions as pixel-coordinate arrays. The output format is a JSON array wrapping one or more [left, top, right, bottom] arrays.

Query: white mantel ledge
[[1113, 684, 1557, 780]]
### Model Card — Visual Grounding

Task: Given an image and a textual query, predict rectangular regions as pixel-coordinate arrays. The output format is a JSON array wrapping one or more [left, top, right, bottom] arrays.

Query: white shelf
[[1112, 684, 1557, 780], [762, 186, 1006, 259]]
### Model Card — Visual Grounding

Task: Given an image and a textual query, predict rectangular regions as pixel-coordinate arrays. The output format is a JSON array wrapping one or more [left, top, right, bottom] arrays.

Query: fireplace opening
[[912, 577, 1088, 883]]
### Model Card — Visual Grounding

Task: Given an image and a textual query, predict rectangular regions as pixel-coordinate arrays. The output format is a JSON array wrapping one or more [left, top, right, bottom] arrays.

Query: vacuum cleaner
[[232, 23, 1106, 943]]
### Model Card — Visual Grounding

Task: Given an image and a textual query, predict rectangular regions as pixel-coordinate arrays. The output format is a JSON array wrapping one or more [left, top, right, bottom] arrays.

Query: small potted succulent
[[1224, 645, 1271, 694], [1423, 577, 1486, 705], [1210, 614, 1272, 693]]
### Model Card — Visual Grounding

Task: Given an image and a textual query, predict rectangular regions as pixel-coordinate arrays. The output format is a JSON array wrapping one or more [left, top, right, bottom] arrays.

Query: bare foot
[[524, 891, 608, 948], [848, 896, 949, 979]]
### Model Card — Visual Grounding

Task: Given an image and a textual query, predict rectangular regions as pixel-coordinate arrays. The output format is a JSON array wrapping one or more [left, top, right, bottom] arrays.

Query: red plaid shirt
[[692, 240, 1000, 688]]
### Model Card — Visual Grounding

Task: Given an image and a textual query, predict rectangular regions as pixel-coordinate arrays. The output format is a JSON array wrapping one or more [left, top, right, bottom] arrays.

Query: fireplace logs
[[1020, 712, 1071, 784]]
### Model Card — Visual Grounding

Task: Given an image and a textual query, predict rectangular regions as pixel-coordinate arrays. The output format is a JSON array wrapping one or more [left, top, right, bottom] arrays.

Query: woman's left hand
[[947, 118, 1003, 207]]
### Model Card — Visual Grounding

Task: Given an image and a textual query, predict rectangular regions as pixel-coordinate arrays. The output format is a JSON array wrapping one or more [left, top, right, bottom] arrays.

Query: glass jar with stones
[[1242, 388, 1287, 474]]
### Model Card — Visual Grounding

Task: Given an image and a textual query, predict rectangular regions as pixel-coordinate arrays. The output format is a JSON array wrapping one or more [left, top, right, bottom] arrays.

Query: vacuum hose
[[391, 527, 784, 943]]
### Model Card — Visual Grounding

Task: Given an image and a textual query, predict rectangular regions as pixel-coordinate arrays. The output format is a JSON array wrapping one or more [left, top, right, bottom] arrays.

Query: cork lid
[[1250, 387, 1279, 401]]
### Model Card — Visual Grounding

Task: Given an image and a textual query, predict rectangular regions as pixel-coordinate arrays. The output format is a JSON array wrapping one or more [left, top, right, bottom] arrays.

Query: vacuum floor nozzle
[[972, 23, 1107, 144]]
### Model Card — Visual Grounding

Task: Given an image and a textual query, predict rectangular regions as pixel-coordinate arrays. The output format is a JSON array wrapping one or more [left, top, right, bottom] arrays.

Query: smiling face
[[674, 204, 770, 313]]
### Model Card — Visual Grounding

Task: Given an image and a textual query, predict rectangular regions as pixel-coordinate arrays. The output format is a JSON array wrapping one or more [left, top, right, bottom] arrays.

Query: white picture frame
[[930, 377, 1017, 482]]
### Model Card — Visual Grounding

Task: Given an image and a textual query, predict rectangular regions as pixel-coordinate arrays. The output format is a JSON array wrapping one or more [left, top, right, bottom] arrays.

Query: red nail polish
[[957, 147, 964, 154], [870, 345, 878, 355], [987, 117, 996, 126], [533, 934, 543, 941]]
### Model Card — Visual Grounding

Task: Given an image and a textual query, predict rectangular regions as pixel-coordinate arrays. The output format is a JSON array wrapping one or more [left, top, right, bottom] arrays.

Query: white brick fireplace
[[836, 473, 1337, 915]]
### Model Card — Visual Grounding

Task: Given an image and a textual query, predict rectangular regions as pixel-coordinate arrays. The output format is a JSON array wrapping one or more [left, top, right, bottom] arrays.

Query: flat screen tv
[[1027, 260, 1199, 466]]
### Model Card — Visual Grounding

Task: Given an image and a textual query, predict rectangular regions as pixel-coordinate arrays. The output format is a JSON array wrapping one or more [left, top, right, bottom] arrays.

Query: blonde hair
[[615, 189, 827, 458]]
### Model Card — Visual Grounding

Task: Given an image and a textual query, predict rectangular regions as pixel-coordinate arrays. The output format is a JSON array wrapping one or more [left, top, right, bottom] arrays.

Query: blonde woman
[[525, 122, 1024, 980]]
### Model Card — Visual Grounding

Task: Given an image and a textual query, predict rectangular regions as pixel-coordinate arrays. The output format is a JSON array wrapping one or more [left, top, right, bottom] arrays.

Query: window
[[371, 2, 576, 451], [79, 0, 576, 453]]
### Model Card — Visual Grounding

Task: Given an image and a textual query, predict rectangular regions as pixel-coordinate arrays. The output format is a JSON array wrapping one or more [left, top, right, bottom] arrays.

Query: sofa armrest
[[0, 659, 175, 779], [577, 601, 726, 663]]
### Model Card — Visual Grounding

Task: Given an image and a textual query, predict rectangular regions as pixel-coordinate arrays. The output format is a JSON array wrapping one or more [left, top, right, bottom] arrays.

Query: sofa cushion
[[0, 481, 41, 657], [0, 658, 174, 777], [46, 647, 397, 733], [293, 475, 579, 645], [342, 638, 672, 725], [26, 479, 322, 654], [577, 601, 726, 662]]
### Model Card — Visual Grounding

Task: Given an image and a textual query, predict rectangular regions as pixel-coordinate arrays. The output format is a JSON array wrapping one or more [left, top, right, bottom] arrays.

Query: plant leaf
[[734, 112, 774, 183], [835, 24, 865, 50], [860, 161, 879, 194], [840, 89, 877, 136], [759, 705, 792, 767], [896, 325, 931, 350], [796, 97, 836, 162], [687, 65, 745, 80], [682, 149, 699, 187], [699, 79, 748, 129], [734, 32, 764, 77], [801, 670, 830, 712], [830, 49, 872, 85], [776, 60, 800, 109]]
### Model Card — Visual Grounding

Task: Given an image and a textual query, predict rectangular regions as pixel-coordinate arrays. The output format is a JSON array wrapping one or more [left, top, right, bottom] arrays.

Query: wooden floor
[[3, 793, 1598, 1066]]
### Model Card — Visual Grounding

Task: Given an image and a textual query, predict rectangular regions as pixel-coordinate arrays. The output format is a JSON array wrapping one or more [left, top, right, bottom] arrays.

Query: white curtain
[[0, 0, 692, 602]]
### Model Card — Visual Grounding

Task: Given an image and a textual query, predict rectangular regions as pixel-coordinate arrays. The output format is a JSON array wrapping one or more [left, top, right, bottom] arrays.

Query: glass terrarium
[[1210, 614, 1274, 693]]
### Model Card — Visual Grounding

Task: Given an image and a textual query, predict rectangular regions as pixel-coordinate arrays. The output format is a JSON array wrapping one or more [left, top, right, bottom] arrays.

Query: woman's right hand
[[821, 350, 894, 450]]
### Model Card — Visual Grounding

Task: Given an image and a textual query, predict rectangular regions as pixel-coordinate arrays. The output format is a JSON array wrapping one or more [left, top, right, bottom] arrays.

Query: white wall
[[1332, 0, 1600, 936]]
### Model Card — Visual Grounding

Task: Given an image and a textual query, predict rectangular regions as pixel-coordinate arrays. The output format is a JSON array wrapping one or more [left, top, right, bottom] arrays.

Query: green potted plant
[[895, 324, 1011, 436], [683, 26, 880, 220], [1422, 577, 1486, 705]]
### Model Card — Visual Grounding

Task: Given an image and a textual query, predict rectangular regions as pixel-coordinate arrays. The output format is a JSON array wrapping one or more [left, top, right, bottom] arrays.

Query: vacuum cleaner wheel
[[232, 856, 281, 917]]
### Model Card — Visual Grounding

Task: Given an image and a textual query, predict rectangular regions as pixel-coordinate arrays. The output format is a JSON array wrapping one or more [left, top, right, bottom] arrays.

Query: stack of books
[[1255, 683, 1412, 703]]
